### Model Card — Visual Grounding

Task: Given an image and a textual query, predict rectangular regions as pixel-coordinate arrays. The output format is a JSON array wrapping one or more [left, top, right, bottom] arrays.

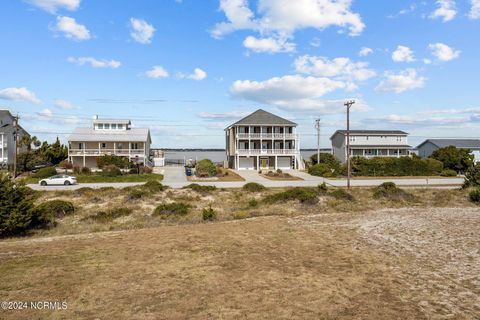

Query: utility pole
[[12, 114, 19, 179], [315, 119, 321, 164], [344, 100, 355, 189]]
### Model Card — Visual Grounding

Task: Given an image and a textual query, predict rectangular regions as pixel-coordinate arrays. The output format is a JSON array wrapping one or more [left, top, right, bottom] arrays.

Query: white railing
[[237, 133, 297, 139], [237, 149, 299, 155], [68, 149, 146, 156]]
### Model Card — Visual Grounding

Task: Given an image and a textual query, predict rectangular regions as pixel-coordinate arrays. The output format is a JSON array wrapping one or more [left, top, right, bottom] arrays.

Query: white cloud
[[211, 0, 365, 43], [229, 74, 362, 114], [129, 18, 155, 44], [430, 0, 457, 22], [392, 45, 415, 63], [67, 56, 121, 68], [428, 43, 460, 62], [185, 68, 207, 81], [27, 0, 80, 14], [35, 108, 81, 124], [376, 69, 426, 93], [0, 87, 41, 104], [423, 58, 432, 65], [54, 99, 78, 109], [52, 16, 90, 41], [358, 47, 373, 57], [197, 111, 250, 119], [294, 55, 376, 82], [145, 66, 169, 79], [243, 35, 295, 53], [470, 0, 480, 19]]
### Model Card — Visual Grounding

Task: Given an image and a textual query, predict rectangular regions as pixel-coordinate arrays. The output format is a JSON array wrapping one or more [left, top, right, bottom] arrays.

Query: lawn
[[22, 173, 163, 184]]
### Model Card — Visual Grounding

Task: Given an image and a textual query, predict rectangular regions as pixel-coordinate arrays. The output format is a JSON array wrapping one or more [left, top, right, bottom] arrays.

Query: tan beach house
[[68, 116, 152, 168], [225, 109, 304, 170]]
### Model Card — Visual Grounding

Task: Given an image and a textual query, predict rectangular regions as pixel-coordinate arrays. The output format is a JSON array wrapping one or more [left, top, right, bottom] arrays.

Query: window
[[366, 136, 369, 140], [118, 124, 123, 130], [101, 143, 106, 148], [98, 123, 103, 129], [104, 124, 109, 129], [131, 143, 138, 150], [117, 143, 123, 149], [78, 143, 82, 149], [111, 124, 117, 130]]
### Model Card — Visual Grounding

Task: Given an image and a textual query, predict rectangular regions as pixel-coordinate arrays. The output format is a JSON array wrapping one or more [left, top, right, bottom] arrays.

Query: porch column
[[363, 149, 365, 156], [275, 155, 277, 170], [257, 156, 259, 171], [129, 142, 131, 159], [397, 149, 400, 158], [248, 126, 251, 155], [1, 134, 4, 163], [98, 142, 101, 154], [83, 142, 86, 167], [113, 142, 116, 154]]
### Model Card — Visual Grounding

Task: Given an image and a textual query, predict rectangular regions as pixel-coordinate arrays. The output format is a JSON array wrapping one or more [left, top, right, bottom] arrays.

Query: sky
[[0, 0, 479, 149]]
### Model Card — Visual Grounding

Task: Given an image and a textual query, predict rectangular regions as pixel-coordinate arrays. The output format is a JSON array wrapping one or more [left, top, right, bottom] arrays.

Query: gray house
[[0, 110, 30, 169], [417, 139, 480, 163], [225, 109, 304, 170], [330, 130, 411, 163]]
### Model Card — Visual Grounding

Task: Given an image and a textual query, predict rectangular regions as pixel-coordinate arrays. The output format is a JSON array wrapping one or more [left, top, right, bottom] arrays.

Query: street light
[[344, 100, 355, 189]]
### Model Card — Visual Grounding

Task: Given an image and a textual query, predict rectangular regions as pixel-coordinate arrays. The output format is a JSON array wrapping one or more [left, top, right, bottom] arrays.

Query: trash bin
[[185, 167, 192, 176]]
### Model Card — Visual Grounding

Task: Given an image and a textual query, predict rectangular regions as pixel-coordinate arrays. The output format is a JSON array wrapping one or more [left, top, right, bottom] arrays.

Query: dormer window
[[104, 124, 110, 130], [111, 124, 117, 130], [98, 124, 103, 129], [118, 124, 123, 130]]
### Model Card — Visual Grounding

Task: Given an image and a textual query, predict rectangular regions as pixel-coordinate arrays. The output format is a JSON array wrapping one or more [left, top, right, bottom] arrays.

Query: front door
[[261, 158, 268, 169]]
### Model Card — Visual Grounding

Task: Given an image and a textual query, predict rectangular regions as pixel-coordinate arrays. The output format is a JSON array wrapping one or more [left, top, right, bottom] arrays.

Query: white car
[[39, 175, 77, 186]]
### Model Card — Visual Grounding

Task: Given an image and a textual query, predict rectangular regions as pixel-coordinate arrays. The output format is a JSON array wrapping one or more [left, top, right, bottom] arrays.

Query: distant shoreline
[[153, 148, 332, 152]]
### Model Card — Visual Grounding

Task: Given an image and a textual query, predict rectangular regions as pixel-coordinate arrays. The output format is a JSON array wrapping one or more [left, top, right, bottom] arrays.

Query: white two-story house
[[225, 109, 303, 170], [331, 130, 411, 163], [68, 116, 152, 168], [1, 110, 30, 169]]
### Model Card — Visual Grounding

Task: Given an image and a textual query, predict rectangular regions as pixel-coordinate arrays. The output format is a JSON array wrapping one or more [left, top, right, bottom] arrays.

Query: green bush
[[440, 169, 457, 177], [464, 165, 480, 187], [318, 183, 328, 193], [195, 159, 217, 177], [350, 156, 443, 177], [81, 166, 91, 175], [202, 206, 217, 221], [329, 189, 354, 201], [58, 160, 73, 169], [36, 200, 75, 222], [372, 182, 414, 201], [183, 183, 216, 193], [309, 163, 335, 177], [153, 202, 191, 218], [430, 146, 474, 173], [127, 189, 145, 201], [0, 174, 43, 237], [32, 166, 57, 179], [308, 154, 341, 177], [143, 180, 164, 193], [469, 188, 480, 203], [243, 182, 266, 193], [86, 208, 132, 223], [264, 187, 319, 204], [101, 165, 122, 177], [96, 155, 130, 169], [248, 198, 259, 208]]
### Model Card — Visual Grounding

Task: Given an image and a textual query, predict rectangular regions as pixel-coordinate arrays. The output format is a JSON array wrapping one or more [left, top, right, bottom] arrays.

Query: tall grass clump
[[243, 182, 266, 193], [263, 187, 319, 205], [372, 182, 414, 202]]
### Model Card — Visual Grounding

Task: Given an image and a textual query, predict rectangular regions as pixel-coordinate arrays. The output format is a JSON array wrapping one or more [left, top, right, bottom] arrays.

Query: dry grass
[[261, 173, 303, 181], [0, 186, 479, 319], [188, 169, 245, 182]]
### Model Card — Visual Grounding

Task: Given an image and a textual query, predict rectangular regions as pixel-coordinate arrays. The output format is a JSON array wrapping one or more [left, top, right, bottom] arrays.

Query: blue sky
[[0, 0, 479, 148]]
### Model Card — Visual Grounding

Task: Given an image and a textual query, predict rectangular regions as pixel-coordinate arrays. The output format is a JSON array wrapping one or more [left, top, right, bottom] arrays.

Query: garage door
[[277, 157, 292, 170], [239, 157, 254, 170]]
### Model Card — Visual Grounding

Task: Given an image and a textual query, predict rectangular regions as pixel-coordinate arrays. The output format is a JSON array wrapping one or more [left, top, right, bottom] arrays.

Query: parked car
[[39, 175, 77, 186]]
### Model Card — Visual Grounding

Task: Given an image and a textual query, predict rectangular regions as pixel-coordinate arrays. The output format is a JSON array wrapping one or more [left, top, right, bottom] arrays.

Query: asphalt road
[[27, 168, 465, 191]]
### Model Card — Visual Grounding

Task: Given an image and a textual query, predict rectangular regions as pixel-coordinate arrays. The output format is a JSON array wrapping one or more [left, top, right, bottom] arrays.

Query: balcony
[[237, 149, 298, 155], [69, 149, 146, 157], [237, 133, 297, 139]]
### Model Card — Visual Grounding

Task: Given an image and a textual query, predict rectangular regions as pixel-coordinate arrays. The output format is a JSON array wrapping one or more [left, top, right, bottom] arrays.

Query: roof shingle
[[229, 109, 296, 127]]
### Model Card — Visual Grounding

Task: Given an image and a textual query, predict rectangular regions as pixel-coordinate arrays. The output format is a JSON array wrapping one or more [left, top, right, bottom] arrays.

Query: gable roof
[[417, 139, 480, 150], [228, 109, 296, 127], [68, 127, 151, 143], [330, 129, 408, 140]]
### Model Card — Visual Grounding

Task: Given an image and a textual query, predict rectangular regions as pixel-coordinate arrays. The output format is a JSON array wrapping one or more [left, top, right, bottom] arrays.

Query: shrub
[[248, 198, 258, 208], [440, 169, 457, 177], [141, 166, 153, 174], [0, 174, 41, 237], [58, 160, 73, 169], [183, 183, 216, 193], [264, 187, 319, 204], [75, 187, 94, 195], [153, 202, 191, 218], [276, 168, 283, 174], [96, 155, 130, 169], [86, 208, 132, 223], [101, 165, 122, 177], [464, 165, 480, 187], [350, 156, 443, 177], [143, 180, 164, 193], [309, 163, 336, 177], [469, 188, 480, 203], [127, 189, 145, 201], [318, 183, 328, 194], [202, 206, 217, 221], [195, 159, 217, 177], [243, 182, 266, 193], [81, 166, 91, 175], [36, 200, 74, 222], [372, 182, 414, 201], [329, 189, 354, 201], [32, 166, 57, 179], [430, 146, 474, 173], [73, 166, 81, 174], [129, 168, 139, 174]]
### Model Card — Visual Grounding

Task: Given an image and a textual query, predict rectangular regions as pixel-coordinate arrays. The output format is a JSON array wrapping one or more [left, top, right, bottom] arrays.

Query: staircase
[[296, 154, 305, 170]]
